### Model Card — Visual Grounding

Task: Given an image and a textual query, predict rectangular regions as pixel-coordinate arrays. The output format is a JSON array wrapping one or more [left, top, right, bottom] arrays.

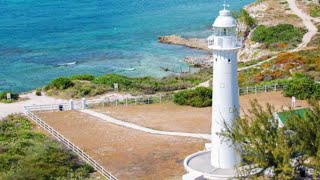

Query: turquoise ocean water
[[0, 0, 254, 93]]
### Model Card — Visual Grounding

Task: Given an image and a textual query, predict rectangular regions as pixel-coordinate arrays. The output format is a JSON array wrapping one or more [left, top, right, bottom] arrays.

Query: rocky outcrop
[[184, 56, 213, 68], [158, 35, 209, 51]]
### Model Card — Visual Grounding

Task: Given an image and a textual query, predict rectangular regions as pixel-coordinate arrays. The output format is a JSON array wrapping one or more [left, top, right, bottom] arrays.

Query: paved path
[[0, 92, 68, 119], [238, 0, 318, 71], [287, 0, 318, 50], [80, 109, 211, 140]]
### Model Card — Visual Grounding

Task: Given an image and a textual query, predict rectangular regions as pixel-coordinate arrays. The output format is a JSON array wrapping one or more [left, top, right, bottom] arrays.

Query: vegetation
[[251, 24, 306, 50], [44, 68, 212, 99], [283, 74, 320, 100], [238, 48, 320, 87], [46, 77, 74, 90], [35, 89, 42, 96], [222, 100, 320, 179], [232, 9, 256, 29], [69, 74, 95, 81], [310, 4, 320, 17], [0, 115, 95, 179], [173, 87, 212, 107], [0, 91, 19, 103]]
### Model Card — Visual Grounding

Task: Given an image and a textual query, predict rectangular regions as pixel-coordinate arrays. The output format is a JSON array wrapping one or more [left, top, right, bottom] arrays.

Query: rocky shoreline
[[158, 35, 209, 51], [158, 0, 306, 67]]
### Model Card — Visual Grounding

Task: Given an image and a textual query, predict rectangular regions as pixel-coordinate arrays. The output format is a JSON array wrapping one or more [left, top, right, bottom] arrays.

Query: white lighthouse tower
[[210, 4, 241, 169], [183, 4, 244, 180]]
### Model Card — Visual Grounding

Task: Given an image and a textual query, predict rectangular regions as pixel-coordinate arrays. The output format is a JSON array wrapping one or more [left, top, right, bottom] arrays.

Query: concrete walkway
[[287, 0, 318, 50], [0, 92, 68, 119], [80, 109, 211, 140]]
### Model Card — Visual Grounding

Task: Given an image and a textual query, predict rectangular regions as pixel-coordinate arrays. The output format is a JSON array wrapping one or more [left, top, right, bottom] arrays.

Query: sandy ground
[[35, 111, 207, 180], [0, 92, 68, 119], [93, 92, 309, 134], [0, 91, 132, 120], [246, 0, 304, 27]]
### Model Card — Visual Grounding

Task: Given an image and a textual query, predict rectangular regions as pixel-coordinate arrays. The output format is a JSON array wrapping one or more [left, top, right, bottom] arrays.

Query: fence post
[[148, 96, 150, 104], [246, 87, 249, 95], [82, 97, 87, 109], [264, 85, 267, 93], [255, 86, 257, 94], [135, 97, 137, 105], [69, 99, 74, 110], [274, 84, 277, 91]]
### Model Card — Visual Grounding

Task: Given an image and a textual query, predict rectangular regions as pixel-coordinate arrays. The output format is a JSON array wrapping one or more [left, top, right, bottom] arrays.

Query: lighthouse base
[[183, 151, 260, 180]]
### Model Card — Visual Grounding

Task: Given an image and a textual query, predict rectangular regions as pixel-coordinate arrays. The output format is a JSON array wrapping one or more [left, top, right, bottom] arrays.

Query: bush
[[251, 24, 305, 49], [35, 89, 42, 96], [0, 91, 19, 101], [49, 77, 74, 90], [233, 9, 256, 28], [69, 74, 95, 81], [310, 4, 320, 17], [0, 115, 94, 179], [93, 74, 132, 88], [174, 87, 212, 107], [283, 74, 320, 100]]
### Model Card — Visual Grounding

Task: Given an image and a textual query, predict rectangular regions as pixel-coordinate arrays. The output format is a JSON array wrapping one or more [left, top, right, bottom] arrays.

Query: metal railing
[[238, 84, 284, 96], [23, 107, 117, 180], [85, 94, 174, 109]]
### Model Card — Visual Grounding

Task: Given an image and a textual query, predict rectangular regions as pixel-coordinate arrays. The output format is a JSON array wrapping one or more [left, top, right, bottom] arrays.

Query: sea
[[0, 0, 254, 93]]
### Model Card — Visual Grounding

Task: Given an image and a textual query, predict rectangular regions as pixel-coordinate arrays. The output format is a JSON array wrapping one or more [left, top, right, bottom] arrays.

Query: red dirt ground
[[93, 92, 309, 134], [35, 111, 207, 180]]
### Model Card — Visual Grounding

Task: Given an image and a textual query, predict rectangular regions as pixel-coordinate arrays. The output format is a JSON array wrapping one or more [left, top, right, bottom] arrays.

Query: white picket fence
[[238, 84, 284, 96], [23, 106, 117, 180]]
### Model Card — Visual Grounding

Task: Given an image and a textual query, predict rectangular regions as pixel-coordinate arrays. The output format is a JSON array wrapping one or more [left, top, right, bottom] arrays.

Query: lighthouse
[[209, 4, 241, 168], [183, 4, 243, 180]]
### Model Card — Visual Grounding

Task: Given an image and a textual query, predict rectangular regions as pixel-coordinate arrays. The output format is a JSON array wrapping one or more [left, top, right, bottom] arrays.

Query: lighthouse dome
[[213, 9, 236, 28]]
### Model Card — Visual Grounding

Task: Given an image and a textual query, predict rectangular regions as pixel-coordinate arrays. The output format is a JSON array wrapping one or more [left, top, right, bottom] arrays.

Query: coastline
[[0, 0, 255, 106], [158, 0, 310, 66]]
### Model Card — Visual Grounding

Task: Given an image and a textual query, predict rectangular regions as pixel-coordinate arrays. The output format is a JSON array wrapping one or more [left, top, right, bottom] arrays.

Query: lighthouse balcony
[[207, 35, 243, 50]]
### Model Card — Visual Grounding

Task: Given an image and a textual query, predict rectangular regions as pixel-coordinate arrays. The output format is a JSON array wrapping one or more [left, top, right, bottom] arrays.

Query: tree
[[286, 100, 320, 178], [283, 74, 319, 100], [222, 100, 320, 179], [222, 100, 296, 179]]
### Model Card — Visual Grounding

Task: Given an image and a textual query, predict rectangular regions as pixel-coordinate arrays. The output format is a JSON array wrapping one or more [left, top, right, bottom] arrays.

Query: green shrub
[[69, 74, 95, 81], [0, 115, 94, 179], [233, 9, 256, 28], [0, 91, 19, 101], [251, 24, 305, 48], [283, 74, 320, 100], [49, 77, 74, 90], [35, 89, 42, 96], [93, 74, 132, 88], [174, 87, 212, 107], [310, 4, 320, 17]]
